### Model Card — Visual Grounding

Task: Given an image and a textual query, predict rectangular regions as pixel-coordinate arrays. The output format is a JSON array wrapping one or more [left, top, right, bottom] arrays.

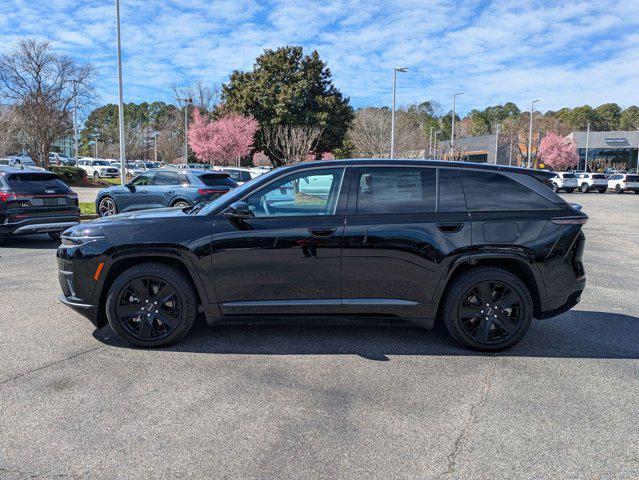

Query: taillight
[[551, 216, 588, 225], [0, 191, 17, 203], [198, 188, 225, 195]]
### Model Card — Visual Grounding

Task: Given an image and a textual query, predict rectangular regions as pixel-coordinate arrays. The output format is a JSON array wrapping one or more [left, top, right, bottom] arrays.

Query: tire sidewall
[[99, 196, 116, 217], [105, 263, 197, 348], [442, 267, 534, 351]]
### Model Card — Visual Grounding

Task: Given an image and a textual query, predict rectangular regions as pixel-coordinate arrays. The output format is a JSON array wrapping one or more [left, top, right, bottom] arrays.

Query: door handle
[[308, 227, 337, 237], [437, 223, 464, 233]]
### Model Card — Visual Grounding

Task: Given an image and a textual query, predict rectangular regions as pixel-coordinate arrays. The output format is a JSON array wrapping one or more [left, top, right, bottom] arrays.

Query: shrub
[[48, 166, 87, 184]]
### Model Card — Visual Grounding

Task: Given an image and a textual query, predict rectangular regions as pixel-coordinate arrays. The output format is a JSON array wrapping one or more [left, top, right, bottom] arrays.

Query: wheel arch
[[94, 251, 216, 328], [433, 254, 543, 321]]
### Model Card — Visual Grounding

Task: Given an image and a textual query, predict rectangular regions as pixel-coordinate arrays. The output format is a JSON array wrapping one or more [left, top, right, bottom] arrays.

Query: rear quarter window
[[198, 174, 237, 187], [460, 170, 559, 211]]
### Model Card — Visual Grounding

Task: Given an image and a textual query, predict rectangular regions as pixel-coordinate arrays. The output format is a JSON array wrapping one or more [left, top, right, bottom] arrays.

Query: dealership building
[[565, 130, 639, 173]]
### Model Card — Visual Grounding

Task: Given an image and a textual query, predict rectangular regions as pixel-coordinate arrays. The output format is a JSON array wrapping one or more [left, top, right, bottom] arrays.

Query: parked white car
[[607, 173, 639, 194], [214, 167, 261, 185], [549, 172, 577, 193], [77, 158, 120, 178], [576, 172, 608, 193]]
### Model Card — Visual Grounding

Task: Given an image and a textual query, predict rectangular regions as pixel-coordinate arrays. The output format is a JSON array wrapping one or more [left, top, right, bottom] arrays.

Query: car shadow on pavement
[[93, 309, 639, 360], [0, 234, 60, 249]]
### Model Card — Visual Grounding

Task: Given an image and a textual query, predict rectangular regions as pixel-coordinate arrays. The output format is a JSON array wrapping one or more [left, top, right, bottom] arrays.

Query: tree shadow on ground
[[94, 309, 639, 360]]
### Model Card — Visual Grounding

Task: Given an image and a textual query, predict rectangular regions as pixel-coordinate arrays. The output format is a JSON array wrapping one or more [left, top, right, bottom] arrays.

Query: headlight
[[60, 227, 106, 246]]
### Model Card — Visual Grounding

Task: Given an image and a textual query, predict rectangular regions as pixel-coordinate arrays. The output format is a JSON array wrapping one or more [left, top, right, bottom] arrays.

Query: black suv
[[0, 167, 80, 242], [57, 159, 587, 351]]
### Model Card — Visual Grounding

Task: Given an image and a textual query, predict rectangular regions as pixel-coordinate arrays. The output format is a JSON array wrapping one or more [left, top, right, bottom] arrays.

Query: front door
[[210, 167, 349, 316], [341, 166, 471, 318], [122, 172, 156, 212]]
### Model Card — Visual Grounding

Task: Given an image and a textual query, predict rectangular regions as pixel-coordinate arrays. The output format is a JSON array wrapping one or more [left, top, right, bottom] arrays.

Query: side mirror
[[224, 201, 252, 220], [125, 183, 135, 191]]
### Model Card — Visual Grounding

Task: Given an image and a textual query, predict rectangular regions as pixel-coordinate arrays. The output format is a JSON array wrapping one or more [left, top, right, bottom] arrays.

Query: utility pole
[[390, 67, 407, 158], [434, 131, 441, 160], [494, 124, 500, 164], [527, 99, 539, 168], [115, 0, 127, 186], [451, 92, 463, 158], [429, 126, 433, 158], [509, 133, 513, 166], [584, 122, 590, 172], [153, 132, 158, 163]]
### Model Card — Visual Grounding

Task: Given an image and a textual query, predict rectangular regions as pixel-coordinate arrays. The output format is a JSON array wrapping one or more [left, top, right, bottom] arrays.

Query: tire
[[105, 263, 198, 348], [551, 183, 558, 193], [93, 171, 100, 179], [48, 231, 62, 240], [565, 188, 574, 193], [172, 200, 191, 208], [580, 183, 589, 193], [441, 267, 534, 351], [599, 189, 607, 193], [615, 184, 623, 194], [98, 196, 117, 217]]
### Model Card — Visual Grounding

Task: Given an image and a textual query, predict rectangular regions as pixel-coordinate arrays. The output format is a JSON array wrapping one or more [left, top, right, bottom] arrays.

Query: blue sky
[[2, 0, 639, 115]]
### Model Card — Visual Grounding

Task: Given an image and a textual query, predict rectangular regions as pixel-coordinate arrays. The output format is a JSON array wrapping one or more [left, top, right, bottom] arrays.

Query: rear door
[[341, 166, 471, 317], [148, 170, 181, 207]]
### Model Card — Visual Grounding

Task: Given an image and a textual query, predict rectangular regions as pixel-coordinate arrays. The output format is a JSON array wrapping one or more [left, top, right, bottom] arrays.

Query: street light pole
[[72, 79, 78, 160], [390, 67, 407, 158], [584, 122, 590, 172], [177, 98, 193, 163], [451, 92, 463, 158], [527, 99, 539, 168], [434, 131, 441, 160], [494, 124, 500, 164], [153, 132, 158, 163], [115, 0, 127, 186], [429, 126, 433, 158]]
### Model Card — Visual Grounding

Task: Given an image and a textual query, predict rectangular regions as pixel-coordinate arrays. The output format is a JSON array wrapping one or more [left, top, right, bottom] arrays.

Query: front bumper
[[59, 294, 100, 327]]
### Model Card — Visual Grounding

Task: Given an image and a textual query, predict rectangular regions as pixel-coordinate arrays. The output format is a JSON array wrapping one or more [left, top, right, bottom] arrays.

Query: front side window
[[356, 167, 436, 214], [246, 168, 344, 217], [460, 170, 558, 211], [131, 172, 155, 186]]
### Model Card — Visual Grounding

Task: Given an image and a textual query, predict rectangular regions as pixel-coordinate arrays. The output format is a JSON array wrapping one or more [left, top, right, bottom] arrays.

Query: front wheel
[[93, 171, 100, 179], [105, 263, 198, 348], [599, 189, 607, 193], [441, 267, 533, 351], [551, 183, 559, 193], [48, 231, 62, 240], [580, 183, 589, 193], [615, 184, 623, 194]]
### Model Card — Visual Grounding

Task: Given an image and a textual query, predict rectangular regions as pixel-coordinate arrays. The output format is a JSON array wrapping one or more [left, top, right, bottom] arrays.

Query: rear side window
[[224, 170, 252, 182], [438, 169, 466, 211], [199, 174, 236, 187], [356, 167, 436, 214], [153, 171, 180, 186], [592, 174, 606, 179], [563, 173, 575, 178], [6, 173, 69, 193], [627, 175, 639, 182], [460, 170, 558, 211]]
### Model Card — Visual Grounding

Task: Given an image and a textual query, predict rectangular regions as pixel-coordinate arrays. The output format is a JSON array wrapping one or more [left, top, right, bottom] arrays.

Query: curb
[[81, 214, 99, 220]]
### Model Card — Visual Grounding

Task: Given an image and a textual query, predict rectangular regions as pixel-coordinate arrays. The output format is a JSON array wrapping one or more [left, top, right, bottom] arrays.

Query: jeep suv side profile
[[57, 159, 587, 351]]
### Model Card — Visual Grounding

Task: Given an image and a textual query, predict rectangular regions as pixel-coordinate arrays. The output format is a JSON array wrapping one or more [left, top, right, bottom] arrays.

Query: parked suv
[[0, 167, 80, 242], [607, 173, 639, 193], [576, 172, 608, 193], [95, 169, 237, 216], [78, 159, 119, 178], [549, 172, 577, 193], [58, 159, 587, 351]]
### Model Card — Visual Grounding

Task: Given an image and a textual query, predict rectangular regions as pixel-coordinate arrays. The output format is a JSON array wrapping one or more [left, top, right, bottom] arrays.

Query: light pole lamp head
[[395, 67, 408, 73]]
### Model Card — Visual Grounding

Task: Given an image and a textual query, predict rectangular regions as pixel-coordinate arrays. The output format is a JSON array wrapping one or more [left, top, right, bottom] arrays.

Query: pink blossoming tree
[[538, 132, 579, 170], [188, 109, 259, 166]]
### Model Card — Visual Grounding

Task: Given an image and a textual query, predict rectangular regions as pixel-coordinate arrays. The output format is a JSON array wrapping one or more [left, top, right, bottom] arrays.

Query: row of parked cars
[[550, 171, 639, 194]]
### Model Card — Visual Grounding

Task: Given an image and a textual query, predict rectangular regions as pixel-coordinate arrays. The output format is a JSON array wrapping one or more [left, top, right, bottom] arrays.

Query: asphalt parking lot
[[1, 193, 637, 479]]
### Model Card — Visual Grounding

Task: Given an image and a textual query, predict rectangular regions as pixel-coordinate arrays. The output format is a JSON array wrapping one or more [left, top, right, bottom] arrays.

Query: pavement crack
[[437, 354, 498, 480], [0, 345, 104, 387]]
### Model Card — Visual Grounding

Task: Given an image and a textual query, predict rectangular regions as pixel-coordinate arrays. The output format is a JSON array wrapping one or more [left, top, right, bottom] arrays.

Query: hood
[[92, 206, 188, 224]]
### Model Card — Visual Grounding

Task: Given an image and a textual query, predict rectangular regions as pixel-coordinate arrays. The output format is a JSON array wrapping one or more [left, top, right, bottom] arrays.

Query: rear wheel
[[48, 231, 62, 240], [615, 184, 623, 193], [580, 183, 589, 193], [93, 171, 100, 179], [551, 183, 558, 193], [106, 263, 197, 348], [441, 267, 533, 351], [599, 189, 607, 193], [565, 188, 574, 193], [98, 196, 117, 217], [172, 200, 190, 208]]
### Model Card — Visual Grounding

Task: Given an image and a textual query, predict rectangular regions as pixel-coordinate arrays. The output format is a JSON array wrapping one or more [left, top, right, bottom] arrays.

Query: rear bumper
[[538, 274, 586, 319], [0, 214, 80, 236]]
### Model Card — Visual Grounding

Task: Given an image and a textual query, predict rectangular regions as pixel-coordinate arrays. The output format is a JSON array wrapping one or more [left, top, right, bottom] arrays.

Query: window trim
[[237, 166, 348, 219]]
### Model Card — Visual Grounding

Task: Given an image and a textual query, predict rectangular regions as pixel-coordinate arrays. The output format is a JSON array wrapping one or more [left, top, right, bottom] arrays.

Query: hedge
[[48, 166, 87, 184]]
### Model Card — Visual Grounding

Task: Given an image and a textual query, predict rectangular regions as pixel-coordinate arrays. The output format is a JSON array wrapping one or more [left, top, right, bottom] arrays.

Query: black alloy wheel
[[106, 263, 197, 347], [442, 267, 533, 351]]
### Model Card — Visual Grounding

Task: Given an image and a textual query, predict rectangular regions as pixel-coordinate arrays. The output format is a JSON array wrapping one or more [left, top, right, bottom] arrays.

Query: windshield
[[94, 160, 110, 166], [194, 171, 277, 215]]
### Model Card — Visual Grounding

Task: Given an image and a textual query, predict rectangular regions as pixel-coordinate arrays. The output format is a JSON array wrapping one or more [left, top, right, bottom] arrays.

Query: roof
[[279, 158, 555, 181], [566, 130, 639, 148], [0, 166, 54, 176]]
